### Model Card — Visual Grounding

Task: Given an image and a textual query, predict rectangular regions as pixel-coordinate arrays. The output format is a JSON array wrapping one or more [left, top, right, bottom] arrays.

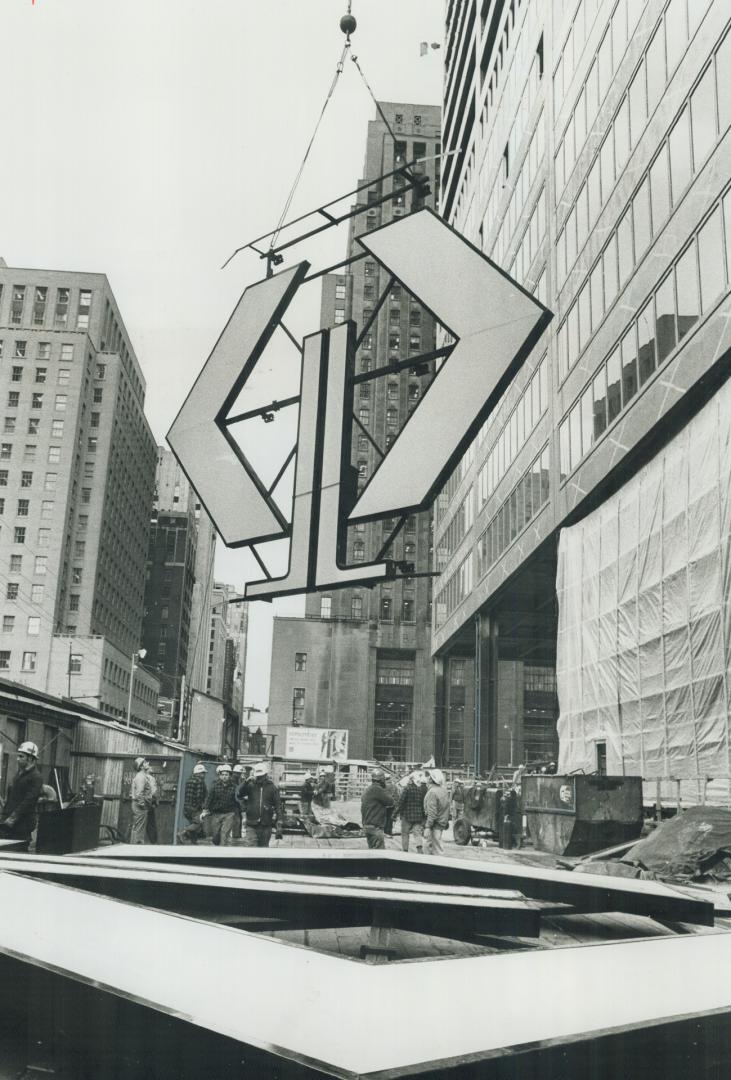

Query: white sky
[[4, 0, 444, 709]]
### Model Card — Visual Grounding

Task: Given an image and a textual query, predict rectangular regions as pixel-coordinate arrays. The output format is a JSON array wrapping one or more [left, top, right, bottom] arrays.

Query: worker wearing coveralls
[[130, 757, 157, 844]]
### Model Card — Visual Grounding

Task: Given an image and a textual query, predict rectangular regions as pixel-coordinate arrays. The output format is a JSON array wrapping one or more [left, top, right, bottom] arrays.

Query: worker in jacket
[[300, 772, 316, 818], [130, 757, 158, 844], [423, 768, 450, 856], [0, 741, 43, 849], [237, 761, 282, 847], [396, 770, 427, 853], [360, 767, 395, 849], [201, 763, 238, 846], [177, 762, 208, 844]]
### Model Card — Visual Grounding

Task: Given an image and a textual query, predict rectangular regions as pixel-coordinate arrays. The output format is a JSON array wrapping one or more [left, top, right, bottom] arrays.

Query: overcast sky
[[4, 0, 444, 710]]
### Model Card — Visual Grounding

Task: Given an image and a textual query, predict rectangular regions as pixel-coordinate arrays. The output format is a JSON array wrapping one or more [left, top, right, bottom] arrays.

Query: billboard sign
[[284, 727, 349, 762]]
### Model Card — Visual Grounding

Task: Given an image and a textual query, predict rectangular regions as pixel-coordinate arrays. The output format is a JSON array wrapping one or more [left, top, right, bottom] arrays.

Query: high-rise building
[[268, 101, 441, 763], [436, 0, 731, 771], [0, 261, 160, 726]]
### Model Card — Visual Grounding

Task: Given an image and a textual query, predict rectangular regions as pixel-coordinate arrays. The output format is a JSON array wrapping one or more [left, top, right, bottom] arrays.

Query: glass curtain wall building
[[435, 0, 731, 772]]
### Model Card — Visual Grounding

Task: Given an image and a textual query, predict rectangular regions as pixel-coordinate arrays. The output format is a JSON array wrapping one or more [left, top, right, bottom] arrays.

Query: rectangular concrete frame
[[86, 845, 714, 925], [0, 869, 729, 1079], [0, 853, 540, 941]]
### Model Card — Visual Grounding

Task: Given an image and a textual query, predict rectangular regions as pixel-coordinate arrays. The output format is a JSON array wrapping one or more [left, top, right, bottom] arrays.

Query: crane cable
[[269, 4, 355, 254]]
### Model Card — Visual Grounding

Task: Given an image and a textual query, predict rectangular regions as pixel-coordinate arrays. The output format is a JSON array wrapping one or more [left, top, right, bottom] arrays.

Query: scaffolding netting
[[556, 379, 731, 800]]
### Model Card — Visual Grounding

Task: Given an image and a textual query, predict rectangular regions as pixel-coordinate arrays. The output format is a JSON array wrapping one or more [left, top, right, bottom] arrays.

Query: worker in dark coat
[[177, 762, 208, 844], [360, 768, 395, 849], [300, 772, 316, 818], [0, 741, 43, 849], [237, 762, 282, 847]]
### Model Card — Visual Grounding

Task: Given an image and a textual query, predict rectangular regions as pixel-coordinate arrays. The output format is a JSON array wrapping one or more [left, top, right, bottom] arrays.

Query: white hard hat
[[193, 763, 206, 775], [18, 741, 38, 759], [427, 768, 445, 785], [232, 764, 245, 774], [134, 756, 147, 769], [325, 765, 335, 773], [252, 761, 268, 777], [303, 771, 313, 780], [217, 763, 232, 774]]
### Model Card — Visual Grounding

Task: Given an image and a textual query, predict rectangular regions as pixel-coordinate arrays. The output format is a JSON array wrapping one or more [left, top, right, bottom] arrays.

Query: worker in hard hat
[[236, 761, 282, 847], [201, 763, 238, 846], [396, 770, 428, 854], [423, 768, 450, 856], [360, 767, 395, 849], [129, 757, 158, 844], [177, 763, 209, 845], [0, 741, 43, 849], [299, 771, 316, 819], [232, 764, 246, 839]]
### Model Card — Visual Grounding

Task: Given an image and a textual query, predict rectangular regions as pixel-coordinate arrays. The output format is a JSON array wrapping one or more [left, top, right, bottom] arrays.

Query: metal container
[[522, 774, 643, 855]]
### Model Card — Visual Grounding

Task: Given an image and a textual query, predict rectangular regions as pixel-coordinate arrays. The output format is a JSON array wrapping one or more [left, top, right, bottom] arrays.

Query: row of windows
[[0, 340, 75, 362], [559, 188, 731, 478], [0, 650, 38, 672], [1, 615, 41, 635], [475, 445, 550, 581], [484, 110, 545, 264], [436, 487, 474, 570], [435, 441, 476, 526], [468, 0, 543, 241], [554, 0, 646, 174], [556, 42, 730, 383], [509, 187, 547, 285], [5, 369, 74, 394], [3, 284, 91, 331], [478, 353, 548, 505], [434, 552, 474, 628], [0, 393, 71, 413], [555, 0, 712, 203], [557, 24, 730, 296], [5, 558, 83, 582]]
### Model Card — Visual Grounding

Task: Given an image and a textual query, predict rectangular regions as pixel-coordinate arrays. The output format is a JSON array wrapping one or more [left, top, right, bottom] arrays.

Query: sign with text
[[284, 727, 349, 762]]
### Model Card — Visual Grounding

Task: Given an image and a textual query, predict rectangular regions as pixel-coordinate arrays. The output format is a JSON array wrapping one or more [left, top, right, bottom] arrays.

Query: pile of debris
[[302, 804, 364, 840], [574, 805, 731, 884]]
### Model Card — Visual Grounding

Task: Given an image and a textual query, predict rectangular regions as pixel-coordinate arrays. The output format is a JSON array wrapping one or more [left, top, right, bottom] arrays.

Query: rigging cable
[[268, 22, 355, 258]]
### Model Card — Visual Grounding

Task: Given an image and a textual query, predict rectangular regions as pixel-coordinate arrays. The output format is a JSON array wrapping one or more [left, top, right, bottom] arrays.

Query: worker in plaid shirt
[[396, 770, 427, 853]]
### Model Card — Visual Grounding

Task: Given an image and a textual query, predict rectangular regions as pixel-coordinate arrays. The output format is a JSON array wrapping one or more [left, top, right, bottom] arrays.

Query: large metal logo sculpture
[[168, 209, 551, 601]]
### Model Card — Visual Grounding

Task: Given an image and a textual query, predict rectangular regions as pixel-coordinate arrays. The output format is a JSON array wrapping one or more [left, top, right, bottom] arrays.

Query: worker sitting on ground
[[396, 769, 427, 853], [423, 768, 450, 856], [360, 767, 395, 849], [237, 761, 282, 847], [201, 763, 237, 846], [0, 742, 43, 850], [177, 762, 209, 845]]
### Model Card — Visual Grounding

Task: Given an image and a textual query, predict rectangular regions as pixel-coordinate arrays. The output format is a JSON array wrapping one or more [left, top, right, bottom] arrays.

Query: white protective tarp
[[557, 379, 731, 791]]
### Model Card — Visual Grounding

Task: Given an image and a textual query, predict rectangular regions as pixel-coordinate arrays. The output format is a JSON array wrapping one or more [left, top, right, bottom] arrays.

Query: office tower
[[436, 0, 731, 772], [269, 101, 442, 763], [0, 262, 159, 726]]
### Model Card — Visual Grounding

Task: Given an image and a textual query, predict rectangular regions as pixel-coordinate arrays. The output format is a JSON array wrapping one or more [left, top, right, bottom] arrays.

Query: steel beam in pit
[[0, 854, 541, 941], [84, 845, 715, 926], [0, 870, 730, 1079]]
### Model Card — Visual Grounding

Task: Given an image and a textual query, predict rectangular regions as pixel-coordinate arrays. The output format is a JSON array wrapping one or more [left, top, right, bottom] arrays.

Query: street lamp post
[[126, 649, 147, 728]]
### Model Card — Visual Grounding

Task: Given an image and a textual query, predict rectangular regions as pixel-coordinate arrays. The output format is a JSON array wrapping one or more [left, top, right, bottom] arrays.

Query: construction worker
[[360, 767, 395, 849], [129, 757, 158, 844], [232, 763, 246, 838], [0, 741, 43, 849], [201, 763, 238, 846], [237, 761, 282, 847], [300, 771, 316, 818], [423, 768, 450, 856], [396, 770, 427, 853], [177, 763, 208, 845]]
